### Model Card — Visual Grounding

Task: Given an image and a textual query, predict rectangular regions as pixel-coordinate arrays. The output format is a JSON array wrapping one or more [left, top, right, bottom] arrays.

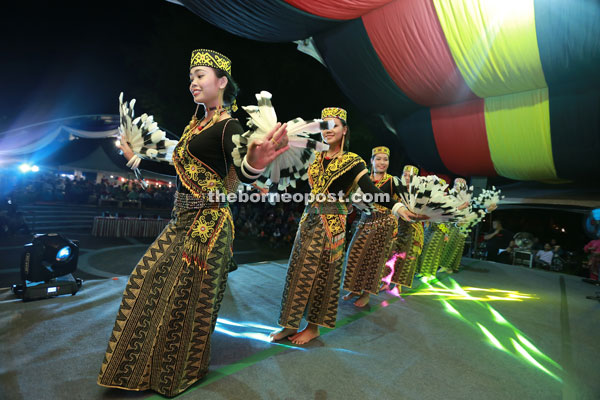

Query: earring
[[211, 100, 222, 125], [338, 134, 345, 160], [191, 104, 200, 127]]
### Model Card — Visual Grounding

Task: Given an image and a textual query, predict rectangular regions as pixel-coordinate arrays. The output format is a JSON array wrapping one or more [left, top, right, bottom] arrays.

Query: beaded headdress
[[403, 165, 420, 175], [190, 49, 232, 76], [321, 107, 347, 123], [372, 146, 390, 157]]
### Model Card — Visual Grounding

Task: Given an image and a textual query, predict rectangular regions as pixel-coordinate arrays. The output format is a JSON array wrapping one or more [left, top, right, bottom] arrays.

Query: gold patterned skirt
[[443, 229, 467, 272], [278, 213, 345, 329], [418, 224, 448, 278], [97, 204, 233, 397], [389, 220, 424, 287], [343, 211, 397, 295]]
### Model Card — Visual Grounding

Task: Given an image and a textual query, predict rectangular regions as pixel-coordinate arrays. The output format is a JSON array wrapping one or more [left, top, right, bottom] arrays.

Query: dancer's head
[[371, 146, 390, 174], [402, 165, 419, 185], [453, 177, 467, 192], [189, 49, 239, 111], [321, 107, 348, 151]]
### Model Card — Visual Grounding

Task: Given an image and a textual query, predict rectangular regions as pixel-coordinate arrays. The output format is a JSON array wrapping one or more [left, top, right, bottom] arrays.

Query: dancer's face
[[189, 66, 227, 105], [321, 117, 346, 147], [371, 154, 389, 174], [403, 170, 412, 186]]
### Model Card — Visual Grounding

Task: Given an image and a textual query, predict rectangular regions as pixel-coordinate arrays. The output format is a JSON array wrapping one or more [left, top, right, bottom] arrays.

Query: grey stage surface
[[0, 258, 598, 400]]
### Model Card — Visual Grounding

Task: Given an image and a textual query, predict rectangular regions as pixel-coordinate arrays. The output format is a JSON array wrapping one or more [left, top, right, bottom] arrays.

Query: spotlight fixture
[[11, 233, 83, 301]]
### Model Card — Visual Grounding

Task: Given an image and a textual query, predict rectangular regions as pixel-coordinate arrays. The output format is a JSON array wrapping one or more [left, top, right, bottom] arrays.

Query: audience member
[[483, 220, 513, 262], [534, 243, 554, 269]]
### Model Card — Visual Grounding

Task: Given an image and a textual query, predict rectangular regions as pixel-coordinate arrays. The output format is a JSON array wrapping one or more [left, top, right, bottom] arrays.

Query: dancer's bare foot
[[291, 324, 320, 345], [353, 292, 370, 307], [343, 291, 358, 301], [269, 327, 297, 341]]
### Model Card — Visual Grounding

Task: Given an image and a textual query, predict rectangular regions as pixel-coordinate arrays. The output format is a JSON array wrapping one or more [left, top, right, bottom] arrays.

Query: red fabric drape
[[283, 0, 393, 20], [362, 0, 475, 106], [430, 99, 496, 177]]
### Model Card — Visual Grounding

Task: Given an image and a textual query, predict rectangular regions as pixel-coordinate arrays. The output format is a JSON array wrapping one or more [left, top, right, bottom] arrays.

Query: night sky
[[1, 0, 408, 171]]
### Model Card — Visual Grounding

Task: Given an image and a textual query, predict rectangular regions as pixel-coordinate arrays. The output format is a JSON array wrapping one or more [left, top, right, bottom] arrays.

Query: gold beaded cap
[[321, 107, 347, 123], [190, 49, 232, 76], [403, 165, 420, 175], [372, 146, 390, 157]]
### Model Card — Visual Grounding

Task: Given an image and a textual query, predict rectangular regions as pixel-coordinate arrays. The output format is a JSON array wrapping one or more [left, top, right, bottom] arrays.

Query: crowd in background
[[478, 218, 597, 277], [231, 199, 303, 247], [0, 171, 304, 248], [1, 171, 175, 208]]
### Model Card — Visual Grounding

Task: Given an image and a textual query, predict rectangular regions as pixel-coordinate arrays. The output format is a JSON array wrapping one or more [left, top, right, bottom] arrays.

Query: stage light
[[31, 165, 39, 172], [56, 246, 71, 261], [19, 164, 31, 173], [11, 233, 83, 301]]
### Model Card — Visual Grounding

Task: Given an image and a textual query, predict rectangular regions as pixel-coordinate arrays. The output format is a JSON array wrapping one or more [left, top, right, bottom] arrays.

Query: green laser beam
[[512, 339, 563, 383], [431, 276, 563, 382]]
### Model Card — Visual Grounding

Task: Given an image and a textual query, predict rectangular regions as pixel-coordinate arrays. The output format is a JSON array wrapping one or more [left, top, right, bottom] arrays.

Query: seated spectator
[[531, 236, 542, 252], [497, 240, 517, 265], [534, 243, 554, 269], [550, 238, 565, 257]]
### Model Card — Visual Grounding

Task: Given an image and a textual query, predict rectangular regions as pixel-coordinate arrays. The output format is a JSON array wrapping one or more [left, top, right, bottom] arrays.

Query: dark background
[[0, 0, 409, 174]]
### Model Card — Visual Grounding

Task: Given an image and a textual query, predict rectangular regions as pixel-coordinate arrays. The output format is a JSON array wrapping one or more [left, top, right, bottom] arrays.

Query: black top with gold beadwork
[[139, 118, 255, 193], [310, 152, 396, 209]]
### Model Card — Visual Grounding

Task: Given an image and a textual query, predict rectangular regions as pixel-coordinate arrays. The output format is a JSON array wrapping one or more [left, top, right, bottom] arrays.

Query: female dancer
[[342, 146, 399, 307], [440, 178, 469, 273], [416, 178, 451, 279], [386, 165, 425, 289], [270, 108, 418, 345], [440, 179, 498, 274], [97, 49, 289, 397]]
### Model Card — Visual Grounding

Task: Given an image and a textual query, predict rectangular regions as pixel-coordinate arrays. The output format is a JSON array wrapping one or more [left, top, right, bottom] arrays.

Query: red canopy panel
[[430, 99, 496, 177], [362, 0, 476, 106], [283, 0, 393, 20]]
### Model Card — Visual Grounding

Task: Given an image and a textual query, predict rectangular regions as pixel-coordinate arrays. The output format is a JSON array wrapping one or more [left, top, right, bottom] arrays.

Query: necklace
[[325, 148, 342, 159], [192, 107, 228, 133]]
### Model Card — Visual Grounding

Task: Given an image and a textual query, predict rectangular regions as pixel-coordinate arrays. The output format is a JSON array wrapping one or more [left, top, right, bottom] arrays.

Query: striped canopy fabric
[[179, 0, 600, 181]]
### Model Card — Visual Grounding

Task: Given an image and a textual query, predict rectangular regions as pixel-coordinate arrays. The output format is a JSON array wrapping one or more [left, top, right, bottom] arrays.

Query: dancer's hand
[[486, 203, 498, 212], [246, 123, 290, 170], [457, 201, 470, 210], [413, 214, 430, 221], [116, 135, 135, 161], [396, 207, 418, 222]]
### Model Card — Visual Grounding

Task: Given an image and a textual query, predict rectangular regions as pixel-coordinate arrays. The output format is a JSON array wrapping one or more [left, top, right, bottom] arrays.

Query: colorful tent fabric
[[179, 0, 600, 181], [284, 0, 393, 20], [313, 19, 418, 116], [179, 0, 337, 42], [362, 0, 476, 105], [430, 99, 495, 177]]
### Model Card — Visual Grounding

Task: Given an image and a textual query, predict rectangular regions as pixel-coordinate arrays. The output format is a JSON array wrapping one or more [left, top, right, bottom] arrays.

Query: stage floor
[[1, 258, 598, 400]]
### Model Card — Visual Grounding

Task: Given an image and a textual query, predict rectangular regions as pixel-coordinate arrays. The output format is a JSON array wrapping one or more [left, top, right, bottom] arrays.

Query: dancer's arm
[[223, 120, 289, 184], [355, 172, 418, 222], [333, 164, 418, 221], [117, 136, 176, 176]]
